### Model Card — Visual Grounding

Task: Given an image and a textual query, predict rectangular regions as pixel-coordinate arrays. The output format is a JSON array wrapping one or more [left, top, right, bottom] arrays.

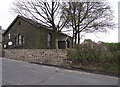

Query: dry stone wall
[[4, 49, 68, 66]]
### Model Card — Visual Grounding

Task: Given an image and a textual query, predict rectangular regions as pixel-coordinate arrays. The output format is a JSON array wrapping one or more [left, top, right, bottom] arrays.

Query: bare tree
[[62, 2, 115, 46], [12, 0, 69, 49]]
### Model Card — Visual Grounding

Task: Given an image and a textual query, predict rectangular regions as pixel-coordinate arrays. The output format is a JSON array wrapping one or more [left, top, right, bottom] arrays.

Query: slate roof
[[19, 15, 53, 30], [3, 15, 71, 38], [3, 15, 52, 36]]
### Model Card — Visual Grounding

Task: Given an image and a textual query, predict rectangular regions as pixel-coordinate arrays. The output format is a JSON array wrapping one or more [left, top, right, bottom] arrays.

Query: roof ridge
[[3, 15, 71, 38], [18, 15, 52, 29]]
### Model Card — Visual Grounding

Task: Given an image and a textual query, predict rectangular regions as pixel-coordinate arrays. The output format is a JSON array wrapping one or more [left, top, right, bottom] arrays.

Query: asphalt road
[[2, 58, 119, 85]]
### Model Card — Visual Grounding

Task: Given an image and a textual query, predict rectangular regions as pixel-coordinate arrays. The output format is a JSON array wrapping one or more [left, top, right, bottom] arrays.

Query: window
[[8, 33, 11, 39], [15, 34, 24, 45], [21, 36, 25, 44], [18, 34, 22, 45], [48, 33, 52, 48], [15, 37, 18, 45]]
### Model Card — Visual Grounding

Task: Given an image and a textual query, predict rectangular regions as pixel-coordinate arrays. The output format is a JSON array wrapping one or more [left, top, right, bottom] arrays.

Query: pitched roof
[[19, 15, 53, 30], [3, 15, 53, 36], [3, 15, 71, 38]]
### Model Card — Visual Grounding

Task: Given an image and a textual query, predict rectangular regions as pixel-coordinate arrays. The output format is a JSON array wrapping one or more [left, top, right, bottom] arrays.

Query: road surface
[[2, 58, 119, 85]]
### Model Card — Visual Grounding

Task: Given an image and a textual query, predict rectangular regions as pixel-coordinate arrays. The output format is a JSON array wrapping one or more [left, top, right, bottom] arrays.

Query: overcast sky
[[0, 0, 119, 43]]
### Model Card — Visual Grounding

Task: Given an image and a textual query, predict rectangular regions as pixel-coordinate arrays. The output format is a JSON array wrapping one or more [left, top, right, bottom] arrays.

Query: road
[[2, 58, 119, 85]]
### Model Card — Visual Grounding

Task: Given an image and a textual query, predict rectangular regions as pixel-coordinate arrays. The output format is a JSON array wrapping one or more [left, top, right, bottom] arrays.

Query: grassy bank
[[67, 42, 120, 74]]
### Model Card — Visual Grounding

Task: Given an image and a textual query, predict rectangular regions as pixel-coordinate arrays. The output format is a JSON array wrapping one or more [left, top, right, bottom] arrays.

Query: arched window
[[18, 34, 22, 45], [21, 36, 25, 44], [15, 37, 18, 45], [48, 33, 52, 48]]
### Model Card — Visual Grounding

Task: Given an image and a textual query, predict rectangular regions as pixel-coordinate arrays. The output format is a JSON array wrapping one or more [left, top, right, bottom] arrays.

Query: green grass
[[66, 48, 119, 74], [99, 64, 119, 74]]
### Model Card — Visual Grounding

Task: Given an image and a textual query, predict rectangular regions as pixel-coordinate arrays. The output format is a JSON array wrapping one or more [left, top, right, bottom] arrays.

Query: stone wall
[[4, 49, 68, 66]]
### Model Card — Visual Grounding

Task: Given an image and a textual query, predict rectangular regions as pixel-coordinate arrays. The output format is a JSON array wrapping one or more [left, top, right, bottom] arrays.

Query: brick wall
[[4, 49, 68, 66]]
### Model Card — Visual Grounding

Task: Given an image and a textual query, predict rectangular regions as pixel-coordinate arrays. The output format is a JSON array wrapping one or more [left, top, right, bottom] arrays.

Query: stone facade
[[4, 49, 68, 66], [0, 28, 3, 48], [0, 27, 4, 57], [3, 15, 72, 49], [0, 29, 2, 57]]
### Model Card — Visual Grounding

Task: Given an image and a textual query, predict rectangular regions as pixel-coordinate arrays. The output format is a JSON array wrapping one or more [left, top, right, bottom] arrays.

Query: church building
[[3, 15, 72, 49]]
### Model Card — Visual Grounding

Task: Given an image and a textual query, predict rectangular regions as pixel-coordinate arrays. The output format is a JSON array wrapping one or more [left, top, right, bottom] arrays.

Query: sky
[[82, 0, 119, 43], [0, 0, 119, 43]]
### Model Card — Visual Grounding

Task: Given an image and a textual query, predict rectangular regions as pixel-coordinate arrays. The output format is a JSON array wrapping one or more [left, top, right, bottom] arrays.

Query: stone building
[[3, 15, 72, 49], [0, 26, 5, 56], [0, 27, 3, 48], [0, 26, 4, 48]]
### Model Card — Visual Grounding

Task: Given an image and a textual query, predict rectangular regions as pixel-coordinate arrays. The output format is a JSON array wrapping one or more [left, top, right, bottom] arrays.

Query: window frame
[[18, 34, 22, 45], [21, 36, 25, 44], [15, 37, 18, 45]]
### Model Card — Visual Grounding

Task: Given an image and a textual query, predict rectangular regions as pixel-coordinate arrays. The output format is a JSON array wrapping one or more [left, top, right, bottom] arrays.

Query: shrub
[[101, 42, 120, 63], [67, 42, 119, 74], [67, 42, 119, 64]]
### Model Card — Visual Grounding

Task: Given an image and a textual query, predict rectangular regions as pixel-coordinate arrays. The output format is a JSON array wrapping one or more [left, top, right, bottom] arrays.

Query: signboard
[[8, 41, 13, 46]]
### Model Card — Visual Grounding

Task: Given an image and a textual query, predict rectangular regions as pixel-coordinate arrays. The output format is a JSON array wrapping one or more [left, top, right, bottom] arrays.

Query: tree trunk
[[52, 27, 58, 49], [74, 31, 77, 46], [52, 32, 58, 49], [51, 2, 58, 49], [72, 28, 75, 48], [55, 38, 58, 49], [78, 32, 80, 44]]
